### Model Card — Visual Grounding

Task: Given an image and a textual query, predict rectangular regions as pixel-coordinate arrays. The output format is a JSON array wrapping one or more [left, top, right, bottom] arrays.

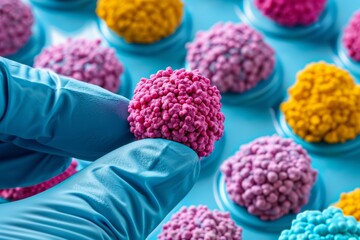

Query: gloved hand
[[1, 139, 199, 239], [0, 57, 134, 188], [0, 57, 200, 239]]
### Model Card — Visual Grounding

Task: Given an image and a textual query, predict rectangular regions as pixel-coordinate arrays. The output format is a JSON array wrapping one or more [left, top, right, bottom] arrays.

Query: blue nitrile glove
[[0, 57, 200, 239], [0, 139, 200, 239], [0, 57, 133, 188]]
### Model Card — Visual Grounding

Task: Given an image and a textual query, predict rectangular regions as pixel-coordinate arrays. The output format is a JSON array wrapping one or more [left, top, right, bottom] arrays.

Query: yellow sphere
[[281, 62, 360, 143], [96, 0, 184, 44], [335, 188, 360, 221]]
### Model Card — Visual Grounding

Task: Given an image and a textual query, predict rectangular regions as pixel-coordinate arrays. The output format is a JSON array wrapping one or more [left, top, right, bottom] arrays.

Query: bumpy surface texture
[[279, 207, 360, 240], [158, 205, 242, 240], [0, 0, 34, 56], [254, 0, 327, 27], [335, 188, 360, 221], [281, 62, 360, 143], [0, 161, 77, 201], [128, 67, 225, 158], [343, 11, 360, 62], [34, 39, 123, 93], [187, 22, 274, 94], [96, 0, 184, 44], [221, 136, 317, 221]]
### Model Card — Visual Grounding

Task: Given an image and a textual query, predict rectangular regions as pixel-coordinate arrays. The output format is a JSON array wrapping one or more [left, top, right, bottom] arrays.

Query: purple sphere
[[158, 205, 242, 240], [0, 0, 34, 56], [187, 22, 275, 94], [221, 135, 317, 221], [34, 39, 124, 93]]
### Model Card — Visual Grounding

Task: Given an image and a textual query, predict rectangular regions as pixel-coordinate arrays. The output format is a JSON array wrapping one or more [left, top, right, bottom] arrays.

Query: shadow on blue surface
[[29, 0, 96, 10]]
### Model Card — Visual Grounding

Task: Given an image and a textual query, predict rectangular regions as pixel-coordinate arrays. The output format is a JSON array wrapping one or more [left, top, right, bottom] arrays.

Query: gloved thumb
[[0, 139, 200, 240]]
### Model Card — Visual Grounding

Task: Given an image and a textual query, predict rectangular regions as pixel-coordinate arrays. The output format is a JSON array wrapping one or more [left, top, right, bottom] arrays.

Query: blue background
[[9, 0, 360, 239]]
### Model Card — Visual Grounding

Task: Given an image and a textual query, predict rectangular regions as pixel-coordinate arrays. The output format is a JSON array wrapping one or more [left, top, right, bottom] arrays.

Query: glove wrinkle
[[0, 141, 71, 188], [0, 60, 8, 122], [0, 57, 133, 160], [0, 139, 200, 240], [0, 57, 133, 188]]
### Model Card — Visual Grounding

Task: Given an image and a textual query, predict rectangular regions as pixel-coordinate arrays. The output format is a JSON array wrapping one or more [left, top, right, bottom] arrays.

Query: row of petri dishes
[[2, 0, 360, 239]]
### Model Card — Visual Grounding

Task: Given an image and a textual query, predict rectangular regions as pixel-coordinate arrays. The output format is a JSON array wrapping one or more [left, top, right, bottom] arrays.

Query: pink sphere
[[0, 0, 34, 56], [158, 206, 243, 240], [220, 136, 317, 221], [254, 0, 327, 27], [128, 67, 225, 158], [343, 11, 360, 62], [187, 23, 274, 94], [0, 160, 77, 201], [34, 39, 123, 93]]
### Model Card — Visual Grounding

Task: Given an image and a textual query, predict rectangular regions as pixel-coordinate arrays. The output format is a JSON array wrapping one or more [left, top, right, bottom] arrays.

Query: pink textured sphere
[[187, 23, 274, 94], [128, 67, 225, 158], [158, 205, 243, 240], [220, 136, 317, 221], [0, 160, 77, 201], [343, 11, 360, 62], [34, 39, 123, 93], [0, 0, 34, 56], [255, 0, 327, 27]]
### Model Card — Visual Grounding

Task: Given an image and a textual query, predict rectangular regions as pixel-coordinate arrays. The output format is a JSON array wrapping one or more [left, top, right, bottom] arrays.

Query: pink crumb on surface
[[0, 0, 34, 56], [34, 39, 123, 93], [0, 160, 78, 201], [343, 11, 360, 62], [254, 0, 327, 27], [158, 205, 243, 240], [221, 136, 317, 221], [128, 67, 225, 158], [187, 22, 274, 94]]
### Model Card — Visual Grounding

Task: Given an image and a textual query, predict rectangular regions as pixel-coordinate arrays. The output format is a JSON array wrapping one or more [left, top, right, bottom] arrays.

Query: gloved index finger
[[0, 57, 134, 160]]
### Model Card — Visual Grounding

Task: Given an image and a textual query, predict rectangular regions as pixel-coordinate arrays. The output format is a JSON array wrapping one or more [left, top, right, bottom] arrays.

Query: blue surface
[[29, 0, 95, 9], [5, 0, 360, 239]]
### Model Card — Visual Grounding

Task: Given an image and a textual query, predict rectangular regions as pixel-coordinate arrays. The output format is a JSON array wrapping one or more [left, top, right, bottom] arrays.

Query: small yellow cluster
[[335, 189, 360, 221], [96, 0, 184, 44], [281, 62, 360, 143]]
